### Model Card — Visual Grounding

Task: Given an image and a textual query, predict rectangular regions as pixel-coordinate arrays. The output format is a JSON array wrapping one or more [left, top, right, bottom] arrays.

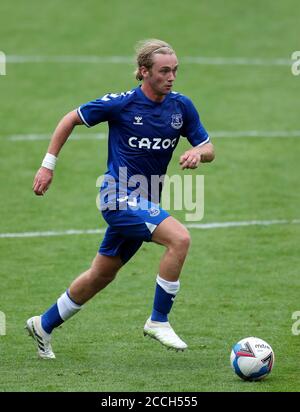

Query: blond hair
[[134, 39, 175, 81]]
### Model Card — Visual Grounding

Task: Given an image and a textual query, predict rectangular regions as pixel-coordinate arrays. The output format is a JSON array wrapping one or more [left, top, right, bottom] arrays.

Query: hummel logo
[[133, 116, 143, 125]]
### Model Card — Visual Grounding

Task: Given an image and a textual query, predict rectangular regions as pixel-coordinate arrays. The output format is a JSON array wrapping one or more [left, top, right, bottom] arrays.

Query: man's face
[[142, 53, 179, 96]]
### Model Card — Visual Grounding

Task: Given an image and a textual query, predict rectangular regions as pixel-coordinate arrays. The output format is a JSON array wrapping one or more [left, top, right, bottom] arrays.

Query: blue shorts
[[99, 198, 169, 264]]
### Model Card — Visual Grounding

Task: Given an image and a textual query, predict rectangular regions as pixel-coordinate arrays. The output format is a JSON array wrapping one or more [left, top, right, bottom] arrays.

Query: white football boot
[[143, 318, 188, 351], [25, 316, 56, 359]]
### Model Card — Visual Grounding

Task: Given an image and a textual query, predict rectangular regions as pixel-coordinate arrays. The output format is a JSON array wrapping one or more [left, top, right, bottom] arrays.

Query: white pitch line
[[181, 56, 291, 66], [0, 228, 106, 239], [6, 55, 292, 66], [6, 133, 107, 141], [211, 130, 300, 138], [1, 219, 299, 239], [3, 130, 300, 142], [186, 219, 300, 229]]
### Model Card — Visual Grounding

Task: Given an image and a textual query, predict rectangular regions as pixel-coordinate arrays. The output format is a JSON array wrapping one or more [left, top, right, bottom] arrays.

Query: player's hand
[[179, 148, 201, 170], [33, 167, 53, 196]]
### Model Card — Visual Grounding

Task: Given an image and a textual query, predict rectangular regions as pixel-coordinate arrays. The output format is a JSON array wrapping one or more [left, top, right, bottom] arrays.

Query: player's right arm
[[33, 110, 83, 196], [33, 91, 131, 196]]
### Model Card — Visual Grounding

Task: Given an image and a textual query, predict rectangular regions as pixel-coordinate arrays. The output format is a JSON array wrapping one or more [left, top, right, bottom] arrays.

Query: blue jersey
[[77, 86, 209, 202]]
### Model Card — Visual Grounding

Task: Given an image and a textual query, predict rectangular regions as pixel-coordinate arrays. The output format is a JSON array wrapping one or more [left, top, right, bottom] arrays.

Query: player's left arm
[[180, 142, 215, 170], [179, 96, 215, 169]]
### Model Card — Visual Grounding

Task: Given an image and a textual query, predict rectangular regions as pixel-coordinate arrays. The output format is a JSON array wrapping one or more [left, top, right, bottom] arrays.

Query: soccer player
[[26, 39, 215, 359]]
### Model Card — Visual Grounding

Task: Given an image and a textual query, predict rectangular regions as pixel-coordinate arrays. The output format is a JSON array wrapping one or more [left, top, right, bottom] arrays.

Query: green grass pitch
[[0, 0, 300, 392]]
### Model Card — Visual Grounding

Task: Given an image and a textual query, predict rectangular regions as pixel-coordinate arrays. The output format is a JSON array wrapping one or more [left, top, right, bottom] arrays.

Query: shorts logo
[[171, 113, 183, 129], [149, 207, 160, 217]]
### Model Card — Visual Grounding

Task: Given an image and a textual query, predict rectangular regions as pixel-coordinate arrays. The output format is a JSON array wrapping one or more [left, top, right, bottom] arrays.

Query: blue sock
[[41, 303, 63, 334], [41, 290, 82, 334], [151, 283, 176, 322]]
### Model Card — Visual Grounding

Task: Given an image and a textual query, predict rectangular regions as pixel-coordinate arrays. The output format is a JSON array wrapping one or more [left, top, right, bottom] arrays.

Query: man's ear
[[140, 66, 149, 79]]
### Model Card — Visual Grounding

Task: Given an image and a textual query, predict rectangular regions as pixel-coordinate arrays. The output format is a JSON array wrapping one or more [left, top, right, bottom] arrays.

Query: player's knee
[[172, 229, 191, 254], [90, 254, 122, 280]]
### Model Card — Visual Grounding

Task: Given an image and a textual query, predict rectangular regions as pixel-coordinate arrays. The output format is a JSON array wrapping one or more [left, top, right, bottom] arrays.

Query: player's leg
[[143, 216, 190, 351], [151, 215, 190, 281], [150, 215, 190, 321], [26, 253, 123, 359], [68, 253, 123, 304], [25, 222, 144, 360], [41, 253, 123, 333]]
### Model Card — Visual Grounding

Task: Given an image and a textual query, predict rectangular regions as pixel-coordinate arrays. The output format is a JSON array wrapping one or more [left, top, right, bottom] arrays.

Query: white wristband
[[41, 153, 57, 171]]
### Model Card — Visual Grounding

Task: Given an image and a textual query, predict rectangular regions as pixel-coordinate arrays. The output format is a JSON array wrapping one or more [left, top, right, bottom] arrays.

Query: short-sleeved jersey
[[77, 86, 209, 202]]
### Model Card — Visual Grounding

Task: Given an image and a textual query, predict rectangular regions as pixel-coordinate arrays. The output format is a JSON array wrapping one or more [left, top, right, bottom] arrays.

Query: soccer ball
[[230, 337, 274, 381]]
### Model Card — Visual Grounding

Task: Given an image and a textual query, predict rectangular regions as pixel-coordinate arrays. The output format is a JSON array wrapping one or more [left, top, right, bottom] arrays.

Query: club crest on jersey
[[171, 113, 183, 129]]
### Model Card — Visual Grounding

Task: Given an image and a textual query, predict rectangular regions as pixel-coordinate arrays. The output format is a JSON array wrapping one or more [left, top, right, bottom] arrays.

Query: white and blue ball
[[230, 337, 274, 381]]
